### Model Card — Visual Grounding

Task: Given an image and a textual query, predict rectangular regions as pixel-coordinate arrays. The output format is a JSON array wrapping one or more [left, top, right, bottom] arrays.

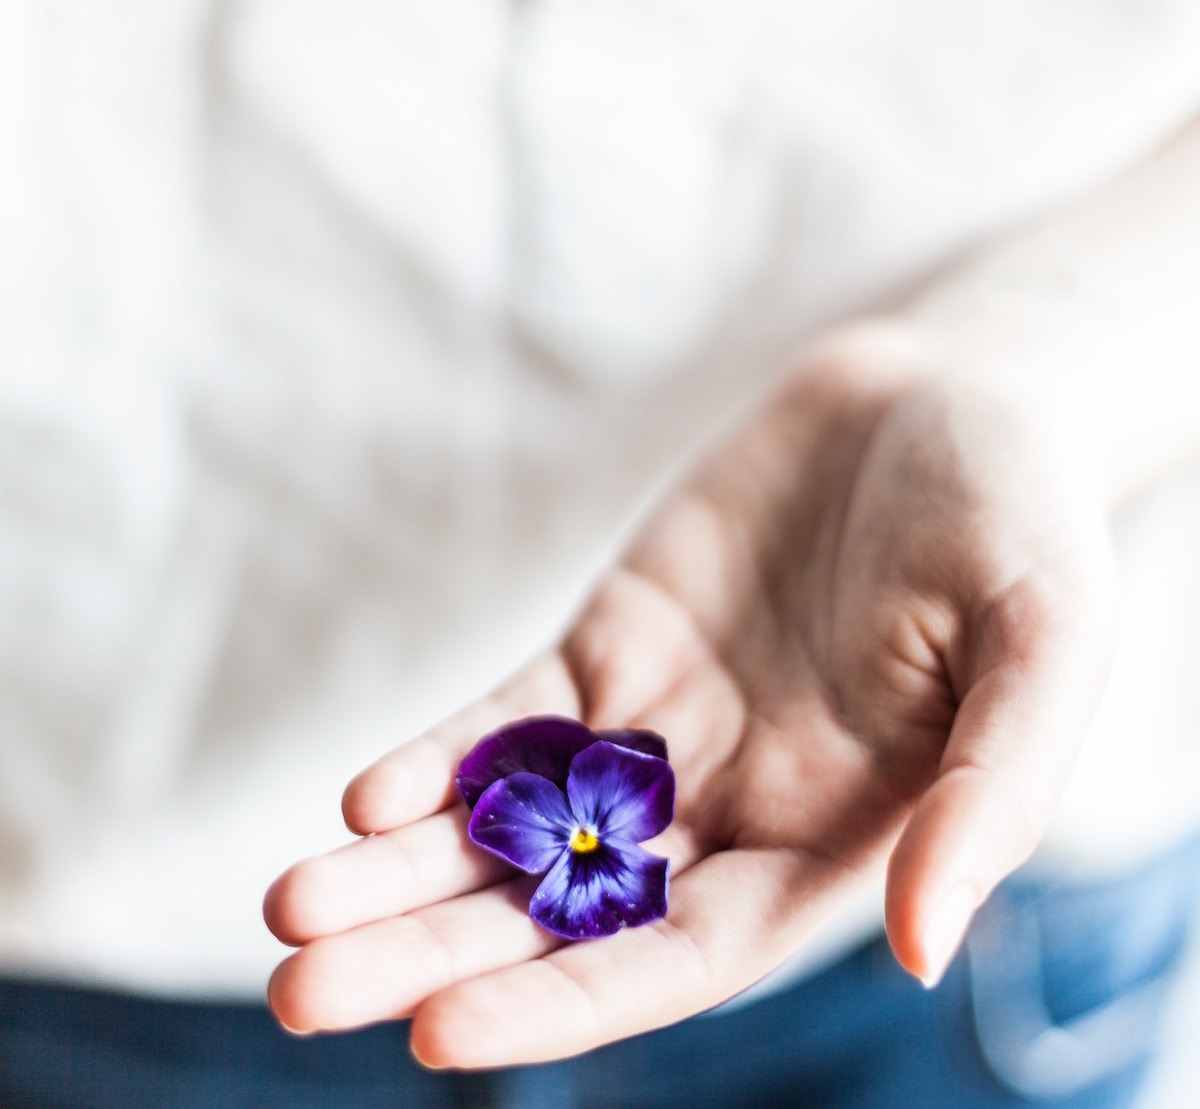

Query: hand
[[263, 325, 1116, 1067]]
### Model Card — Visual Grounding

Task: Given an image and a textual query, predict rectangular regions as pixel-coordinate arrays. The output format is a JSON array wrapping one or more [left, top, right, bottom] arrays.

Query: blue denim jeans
[[2, 837, 1197, 1109]]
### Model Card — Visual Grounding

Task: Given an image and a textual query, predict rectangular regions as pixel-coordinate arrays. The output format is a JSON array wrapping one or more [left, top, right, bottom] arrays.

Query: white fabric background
[[2, 0, 1200, 995]]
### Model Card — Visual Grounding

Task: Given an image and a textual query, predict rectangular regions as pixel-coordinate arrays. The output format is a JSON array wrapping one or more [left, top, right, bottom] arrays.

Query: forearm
[[869, 113, 1200, 510]]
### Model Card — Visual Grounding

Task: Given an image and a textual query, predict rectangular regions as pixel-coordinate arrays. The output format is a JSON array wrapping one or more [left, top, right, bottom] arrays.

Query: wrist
[[791, 316, 1111, 514]]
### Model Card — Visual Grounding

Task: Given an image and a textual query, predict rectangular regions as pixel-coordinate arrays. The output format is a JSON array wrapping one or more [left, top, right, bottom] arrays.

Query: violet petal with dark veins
[[461, 719, 674, 940]]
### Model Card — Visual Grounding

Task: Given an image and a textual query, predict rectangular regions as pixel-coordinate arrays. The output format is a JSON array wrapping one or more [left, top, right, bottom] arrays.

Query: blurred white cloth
[[2, 0, 1200, 996]]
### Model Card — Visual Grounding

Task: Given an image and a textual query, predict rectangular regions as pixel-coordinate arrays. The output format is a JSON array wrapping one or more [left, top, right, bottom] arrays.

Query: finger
[[563, 568, 713, 737], [563, 569, 750, 800], [342, 653, 580, 834], [269, 823, 706, 1034], [625, 662, 746, 813], [268, 877, 555, 1032], [408, 845, 873, 1068], [264, 807, 511, 946], [885, 564, 1114, 987]]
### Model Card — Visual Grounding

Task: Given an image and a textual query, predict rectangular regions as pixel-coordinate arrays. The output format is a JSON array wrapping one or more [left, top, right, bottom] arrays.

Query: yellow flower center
[[569, 825, 600, 854]]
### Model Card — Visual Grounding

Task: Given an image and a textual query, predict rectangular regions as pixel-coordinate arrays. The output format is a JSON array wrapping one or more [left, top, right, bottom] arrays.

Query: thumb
[[885, 572, 1114, 986]]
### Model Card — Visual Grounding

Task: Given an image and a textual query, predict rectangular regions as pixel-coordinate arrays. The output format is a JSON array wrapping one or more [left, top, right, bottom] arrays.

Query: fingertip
[[343, 738, 463, 833], [267, 953, 317, 1035], [264, 856, 347, 947], [409, 980, 525, 1071], [262, 870, 300, 947], [408, 1002, 456, 1070], [884, 769, 997, 984], [917, 882, 979, 987], [268, 932, 396, 1035], [887, 866, 981, 988], [408, 1042, 451, 1072], [342, 763, 404, 834]]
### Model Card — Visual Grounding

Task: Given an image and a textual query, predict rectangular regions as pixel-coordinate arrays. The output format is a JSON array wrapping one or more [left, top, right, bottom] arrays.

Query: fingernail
[[919, 883, 977, 989], [277, 1020, 317, 1038], [410, 1049, 448, 1072]]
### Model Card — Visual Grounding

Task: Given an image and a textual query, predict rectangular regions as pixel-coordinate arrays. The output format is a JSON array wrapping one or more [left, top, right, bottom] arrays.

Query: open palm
[[265, 345, 1115, 1067]]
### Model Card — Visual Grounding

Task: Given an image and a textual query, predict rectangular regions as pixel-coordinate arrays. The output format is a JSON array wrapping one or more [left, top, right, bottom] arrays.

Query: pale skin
[[264, 115, 1200, 1067]]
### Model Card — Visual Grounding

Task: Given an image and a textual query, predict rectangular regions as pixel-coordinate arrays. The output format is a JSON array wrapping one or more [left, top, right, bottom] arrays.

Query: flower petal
[[529, 839, 669, 939], [593, 727, 668, 762], [467, 773, 573, 874], [566, 742, 675, 843], [456, 716, 596, 809]]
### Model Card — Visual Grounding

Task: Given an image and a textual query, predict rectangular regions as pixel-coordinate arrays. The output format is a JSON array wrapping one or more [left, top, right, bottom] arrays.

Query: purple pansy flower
[[456, 716, 674, 940]]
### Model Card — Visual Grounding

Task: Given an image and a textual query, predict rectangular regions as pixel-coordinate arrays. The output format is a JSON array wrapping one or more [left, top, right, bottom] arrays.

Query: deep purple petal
[[529, 838, 669, 939], [467, 773, 573, 874], [593, 727, 668, 762], [456, 716, 596, 809], [566, 742, 675, 844]]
